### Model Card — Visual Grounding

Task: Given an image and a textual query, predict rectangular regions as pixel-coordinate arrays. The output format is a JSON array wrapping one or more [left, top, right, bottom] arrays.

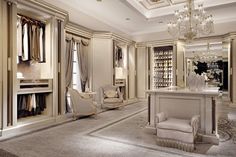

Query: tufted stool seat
[[156, 112, 200, 152]]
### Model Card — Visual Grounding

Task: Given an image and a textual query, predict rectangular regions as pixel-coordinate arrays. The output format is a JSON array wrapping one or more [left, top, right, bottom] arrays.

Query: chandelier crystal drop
[[167, 0, 214, 41]]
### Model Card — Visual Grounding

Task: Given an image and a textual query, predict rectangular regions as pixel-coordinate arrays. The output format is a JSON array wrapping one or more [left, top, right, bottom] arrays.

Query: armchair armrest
[[191, 115, 200, 136], [156, 112, 167, 123], [100, 88, 104, 104]]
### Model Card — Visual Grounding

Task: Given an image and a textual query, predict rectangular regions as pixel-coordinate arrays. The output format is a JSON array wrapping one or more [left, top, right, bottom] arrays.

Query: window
[[72, 43, 82, 92], [67, 42, 82, 112]]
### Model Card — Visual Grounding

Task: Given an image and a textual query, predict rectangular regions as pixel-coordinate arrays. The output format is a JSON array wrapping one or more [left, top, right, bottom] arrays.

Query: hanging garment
[[31, 25, 40, 61], [22, 22, 29, 61], [117, 47, 123, 60], [21, 95, 27, 111], [39, 26, 44, 62], [17, 16, 22, 63], [27, 94, 33, 112], [31, 94, 36, 111]]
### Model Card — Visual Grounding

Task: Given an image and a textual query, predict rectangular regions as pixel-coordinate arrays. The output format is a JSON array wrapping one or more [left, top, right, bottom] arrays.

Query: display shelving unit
[[153, 46, 174, 88]]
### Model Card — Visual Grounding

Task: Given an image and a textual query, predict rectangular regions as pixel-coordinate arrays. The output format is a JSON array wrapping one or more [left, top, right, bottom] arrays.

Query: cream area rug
[[89, 110, 236, 157]]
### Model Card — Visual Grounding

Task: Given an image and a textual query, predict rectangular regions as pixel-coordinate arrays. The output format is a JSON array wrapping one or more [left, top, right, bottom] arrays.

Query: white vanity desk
[[146, 87, 220, 143]]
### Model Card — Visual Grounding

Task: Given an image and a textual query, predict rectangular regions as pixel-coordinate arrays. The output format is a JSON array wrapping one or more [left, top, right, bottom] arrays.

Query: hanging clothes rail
[[17, 14, 46, 64]]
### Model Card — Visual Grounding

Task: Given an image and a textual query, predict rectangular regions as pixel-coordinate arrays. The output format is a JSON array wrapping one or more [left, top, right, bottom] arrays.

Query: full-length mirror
[[184, 40, 230, 93]]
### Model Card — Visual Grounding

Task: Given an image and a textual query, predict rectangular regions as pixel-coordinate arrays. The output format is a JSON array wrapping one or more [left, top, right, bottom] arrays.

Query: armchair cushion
[[79, 93, 92, 99], [103, 98, 123, 103], [157, 118, 192, 133], [104, 90, 118, 98]]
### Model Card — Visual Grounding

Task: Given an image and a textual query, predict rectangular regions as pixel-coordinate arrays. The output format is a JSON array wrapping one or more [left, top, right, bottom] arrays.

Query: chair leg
[[72, 114, 77, 120]]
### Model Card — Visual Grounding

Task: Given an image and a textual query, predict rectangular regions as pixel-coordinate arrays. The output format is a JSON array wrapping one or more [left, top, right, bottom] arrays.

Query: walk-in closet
[[0, 0, 68, 138]]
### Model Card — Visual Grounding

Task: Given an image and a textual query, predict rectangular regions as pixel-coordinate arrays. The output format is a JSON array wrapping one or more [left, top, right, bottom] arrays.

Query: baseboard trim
[[0, 116, 73, 141], [229, 102, 236, 108], [138, 98, 148, 102]]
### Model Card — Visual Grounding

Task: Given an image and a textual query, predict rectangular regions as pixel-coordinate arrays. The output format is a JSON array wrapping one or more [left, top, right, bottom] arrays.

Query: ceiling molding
[[93, 32, 134, 45], [17, 0, 69, 21], [136, 39, 175, 47], [66, 22, 93, 39]]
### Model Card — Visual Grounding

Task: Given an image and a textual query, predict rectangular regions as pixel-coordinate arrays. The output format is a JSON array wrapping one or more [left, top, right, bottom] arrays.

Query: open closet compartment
[[0, 0, 68, 138], [113, 41, 128, 100], [16, 11, 53, 122]]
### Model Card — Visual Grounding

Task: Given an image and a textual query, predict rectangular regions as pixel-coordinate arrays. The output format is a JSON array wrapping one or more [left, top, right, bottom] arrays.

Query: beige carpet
[[0, 102, 235, 157]]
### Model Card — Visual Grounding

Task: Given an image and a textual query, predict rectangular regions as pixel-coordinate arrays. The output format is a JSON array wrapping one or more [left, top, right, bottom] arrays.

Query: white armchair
[[100, 85, 124, 109], [68, 88, 97, 118], [156, 112, 200, 152]]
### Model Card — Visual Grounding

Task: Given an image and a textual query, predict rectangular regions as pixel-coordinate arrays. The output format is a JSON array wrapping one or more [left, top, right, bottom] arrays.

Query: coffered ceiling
[[137, 0, 186, 10], [45, 0, 236, 41]]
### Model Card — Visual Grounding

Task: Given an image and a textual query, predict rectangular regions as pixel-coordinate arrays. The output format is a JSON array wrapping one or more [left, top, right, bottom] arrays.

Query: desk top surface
[[146, 87, 219, 96]]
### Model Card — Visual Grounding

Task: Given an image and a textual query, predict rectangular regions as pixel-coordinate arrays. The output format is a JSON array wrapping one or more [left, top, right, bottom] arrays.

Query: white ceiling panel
[[45, 0, 236, 41]]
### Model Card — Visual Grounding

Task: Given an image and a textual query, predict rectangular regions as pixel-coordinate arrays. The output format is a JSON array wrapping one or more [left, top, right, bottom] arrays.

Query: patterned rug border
[[0, 148, 18, 157], [218, 117, 236, 144], [87, 108, 148, 135]]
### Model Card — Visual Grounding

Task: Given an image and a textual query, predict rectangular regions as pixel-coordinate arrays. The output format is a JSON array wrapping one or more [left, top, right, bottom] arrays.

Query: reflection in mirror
[[185, 41, 229, 91]]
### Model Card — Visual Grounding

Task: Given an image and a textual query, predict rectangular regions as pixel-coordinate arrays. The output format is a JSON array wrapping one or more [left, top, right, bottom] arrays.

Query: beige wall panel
[[92, 38, 113, 102], [232, 38, 236, 104], [128, 45, 136, 99], [137, 47, 147, 99], [0, 0, 3, 129]]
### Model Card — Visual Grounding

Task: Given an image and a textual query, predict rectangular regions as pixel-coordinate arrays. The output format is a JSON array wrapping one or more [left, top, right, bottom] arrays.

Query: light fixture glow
[[167, 0, 214, 41]]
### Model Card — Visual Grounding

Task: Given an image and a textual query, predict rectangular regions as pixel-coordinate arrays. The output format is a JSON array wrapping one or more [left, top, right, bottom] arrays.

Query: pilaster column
[[231, 38, 236, 106]]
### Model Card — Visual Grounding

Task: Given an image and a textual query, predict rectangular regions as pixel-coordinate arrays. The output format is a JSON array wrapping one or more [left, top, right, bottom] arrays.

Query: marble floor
[[0, 101, 235, 157]]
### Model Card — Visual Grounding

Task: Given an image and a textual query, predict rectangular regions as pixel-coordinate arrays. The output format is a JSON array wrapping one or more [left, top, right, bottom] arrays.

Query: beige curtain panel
[[65, 38, 74, 89], [76, 39, 89, 92]]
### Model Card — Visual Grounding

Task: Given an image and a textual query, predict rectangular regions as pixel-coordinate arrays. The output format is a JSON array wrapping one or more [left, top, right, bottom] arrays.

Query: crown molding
[[93, 32, 134, 45], [65, 22, 93, 39], [16, 0, 69, 22], [136, 39, 175, 48]]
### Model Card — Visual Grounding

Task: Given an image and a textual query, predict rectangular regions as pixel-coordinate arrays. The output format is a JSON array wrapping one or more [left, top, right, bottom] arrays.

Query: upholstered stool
[[156, 112, 200, 152]]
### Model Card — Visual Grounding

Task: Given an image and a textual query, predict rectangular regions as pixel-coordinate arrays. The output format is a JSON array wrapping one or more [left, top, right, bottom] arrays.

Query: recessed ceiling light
[[126, 18, 130, 21]]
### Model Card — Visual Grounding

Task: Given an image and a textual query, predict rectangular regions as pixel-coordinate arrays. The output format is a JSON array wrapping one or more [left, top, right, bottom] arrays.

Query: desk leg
[[149, 94, 156, 128], [205, 96, 213, 134]]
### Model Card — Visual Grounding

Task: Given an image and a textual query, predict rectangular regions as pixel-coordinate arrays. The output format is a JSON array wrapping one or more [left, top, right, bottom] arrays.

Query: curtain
[[76, 39, 89, 92], [65, 37, 74, 112]]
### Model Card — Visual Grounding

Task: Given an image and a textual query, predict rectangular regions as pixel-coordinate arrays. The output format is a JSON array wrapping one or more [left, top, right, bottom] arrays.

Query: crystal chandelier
[[193, 43, 220, 63], [167, 0, 214, 41]]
